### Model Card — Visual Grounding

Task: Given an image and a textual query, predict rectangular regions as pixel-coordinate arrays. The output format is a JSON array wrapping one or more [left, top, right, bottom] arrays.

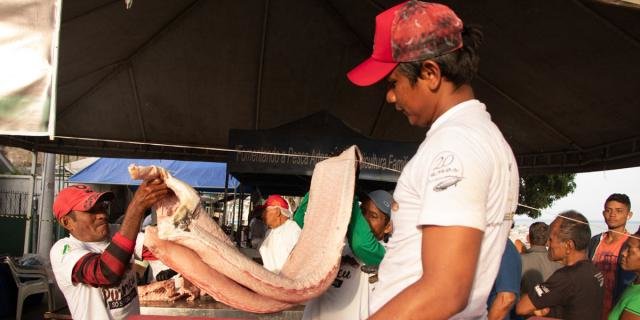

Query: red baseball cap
[[264, 195, 289, 210], [263, 194, 293, 218], [347, 1, 464, 86], [53, 184, 114, 220]]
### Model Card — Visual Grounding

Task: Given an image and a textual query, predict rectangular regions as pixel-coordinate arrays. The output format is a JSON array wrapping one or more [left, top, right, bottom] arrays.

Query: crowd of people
[[47, 179, 640, 320], [510, 194, 638, 320], [44, 1, 640, 320]]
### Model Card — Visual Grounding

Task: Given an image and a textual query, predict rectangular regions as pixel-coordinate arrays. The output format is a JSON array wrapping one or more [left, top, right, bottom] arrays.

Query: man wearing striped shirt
[[50, 181, 169, 320]]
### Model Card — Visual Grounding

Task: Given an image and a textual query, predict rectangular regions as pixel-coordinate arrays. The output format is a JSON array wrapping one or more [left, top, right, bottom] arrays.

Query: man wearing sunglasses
[[50, 180, 170, 320]]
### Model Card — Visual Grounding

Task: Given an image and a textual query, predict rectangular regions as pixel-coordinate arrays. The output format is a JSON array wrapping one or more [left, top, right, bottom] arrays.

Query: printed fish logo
[[433, 176, 463, 191]]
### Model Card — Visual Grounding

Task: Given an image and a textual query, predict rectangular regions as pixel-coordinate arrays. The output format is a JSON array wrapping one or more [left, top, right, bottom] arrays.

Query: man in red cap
[[258, 194, 301, 273], [347, 1, 519, 319], [49, 180, 170, 320]]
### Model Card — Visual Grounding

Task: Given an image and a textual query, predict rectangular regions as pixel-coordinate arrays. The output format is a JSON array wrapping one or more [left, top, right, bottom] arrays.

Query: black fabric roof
[[1, 0, 639, 175]]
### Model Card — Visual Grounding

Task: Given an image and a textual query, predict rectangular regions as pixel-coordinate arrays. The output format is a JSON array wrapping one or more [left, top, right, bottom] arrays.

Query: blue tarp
[[69, 158, 241, 190]]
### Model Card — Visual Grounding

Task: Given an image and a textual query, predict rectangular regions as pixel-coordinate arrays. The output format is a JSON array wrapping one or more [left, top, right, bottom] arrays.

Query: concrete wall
[[0, 175, 43, 193]]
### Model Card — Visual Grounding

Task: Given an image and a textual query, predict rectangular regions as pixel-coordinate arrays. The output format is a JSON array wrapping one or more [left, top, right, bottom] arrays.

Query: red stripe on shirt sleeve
[[71, 232, 137, 286]]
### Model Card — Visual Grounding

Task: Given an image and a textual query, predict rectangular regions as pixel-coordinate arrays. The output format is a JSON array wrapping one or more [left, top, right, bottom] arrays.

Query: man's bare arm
[[488, 292, 516, 320], [515, 293, 549, 317], [369, 225, 483, 320], [119, 178, 169, 240]]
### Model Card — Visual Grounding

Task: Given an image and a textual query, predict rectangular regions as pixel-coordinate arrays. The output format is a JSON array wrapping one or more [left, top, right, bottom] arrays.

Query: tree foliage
[[517, 173, 577, 218]]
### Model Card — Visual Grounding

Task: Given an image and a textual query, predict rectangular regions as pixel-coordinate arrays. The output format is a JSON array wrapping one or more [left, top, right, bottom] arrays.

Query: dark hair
[[396, 25, 483, 87], [556, 210, 591, 251], [529, 222, 550, 246], [606, 193, 631, 210]]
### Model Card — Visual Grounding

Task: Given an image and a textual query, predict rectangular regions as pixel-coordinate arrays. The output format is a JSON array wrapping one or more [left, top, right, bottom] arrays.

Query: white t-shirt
[[259, 219, 302, 273], [303, 245, 370, 320], [50, 225, 144, 320], [369, 100, 519, 319]]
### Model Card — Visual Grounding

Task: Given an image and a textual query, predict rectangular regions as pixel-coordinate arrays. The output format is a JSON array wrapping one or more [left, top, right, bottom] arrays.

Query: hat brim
[[347, 57, 398, 87], [71, 191, 115, 213], [96, 191, 115, 203]]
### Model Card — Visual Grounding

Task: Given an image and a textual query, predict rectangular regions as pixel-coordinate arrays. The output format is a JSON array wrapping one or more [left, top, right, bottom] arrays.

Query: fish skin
[[134, 146, 359, 312]]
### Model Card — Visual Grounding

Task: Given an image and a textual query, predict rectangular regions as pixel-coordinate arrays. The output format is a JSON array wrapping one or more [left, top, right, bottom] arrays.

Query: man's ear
[[384, 220, 393, 235], [629, 211, 633, 220], [420, 60, 442, 91], [60, 215, 73, 231], [566, 239, 577, 251]]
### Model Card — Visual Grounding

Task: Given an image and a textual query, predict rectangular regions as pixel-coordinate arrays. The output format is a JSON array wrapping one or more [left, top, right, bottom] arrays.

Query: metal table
[[140, 296, 304, 320]]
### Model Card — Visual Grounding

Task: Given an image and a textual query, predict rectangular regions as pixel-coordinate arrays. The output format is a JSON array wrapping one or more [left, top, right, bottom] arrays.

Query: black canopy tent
[[0, 0, 639, 174]]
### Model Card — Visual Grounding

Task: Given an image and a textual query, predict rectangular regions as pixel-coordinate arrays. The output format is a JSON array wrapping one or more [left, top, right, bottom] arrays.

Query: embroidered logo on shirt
[[594, 272, 604, 287], [534, 284, 550, 297], [428, 151, 464, 192], [62, 244, 70, 255]]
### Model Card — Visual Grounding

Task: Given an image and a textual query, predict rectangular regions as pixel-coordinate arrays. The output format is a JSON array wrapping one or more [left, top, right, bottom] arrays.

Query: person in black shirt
[[516, 211, 604, 320]]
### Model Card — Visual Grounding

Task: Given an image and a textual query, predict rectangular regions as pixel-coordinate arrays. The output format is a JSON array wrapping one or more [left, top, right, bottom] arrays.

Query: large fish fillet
[[136, 146, 360, 313]]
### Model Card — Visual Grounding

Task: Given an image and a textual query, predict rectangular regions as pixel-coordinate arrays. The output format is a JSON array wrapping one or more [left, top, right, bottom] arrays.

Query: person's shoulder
[[569, 260, 601, 279], [626, 284, 640, 303], [50, 238, 68, 255], [286, 219, 302, 231], [50, 236, 82, 263], [428, 108, 503, 149], [521, 250, 543, 264], [626, 283, 640, 294], [422, 126, 479, 159], [520, 251, 533, 260], [441, 100, 492, 126], [548, 263, 571, 277], [52, 236, 71, 245], [51, 236, 76, 250]]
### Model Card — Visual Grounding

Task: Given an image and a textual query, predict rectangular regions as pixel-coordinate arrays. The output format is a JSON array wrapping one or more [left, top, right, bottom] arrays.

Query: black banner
[[227, 112, 418, 183]]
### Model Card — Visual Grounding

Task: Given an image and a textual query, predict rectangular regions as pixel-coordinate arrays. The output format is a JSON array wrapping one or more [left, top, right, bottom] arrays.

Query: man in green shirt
[[293, 190, 393, 265]]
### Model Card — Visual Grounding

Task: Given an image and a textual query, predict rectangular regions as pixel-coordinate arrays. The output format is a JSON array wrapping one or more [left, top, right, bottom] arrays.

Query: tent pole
[[223, 169, 229, 229], [23, 151, 37, 254], [231, 187, 238, 244], [237, 187, 244, 246], [36, 153, 56, 261]]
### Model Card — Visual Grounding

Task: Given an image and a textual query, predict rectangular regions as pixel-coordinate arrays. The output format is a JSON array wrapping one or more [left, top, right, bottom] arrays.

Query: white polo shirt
[[369, 100, 519, 319]]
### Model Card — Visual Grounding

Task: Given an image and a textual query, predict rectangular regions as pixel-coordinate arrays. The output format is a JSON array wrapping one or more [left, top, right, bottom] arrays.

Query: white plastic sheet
[[0, 0, 60, 136]]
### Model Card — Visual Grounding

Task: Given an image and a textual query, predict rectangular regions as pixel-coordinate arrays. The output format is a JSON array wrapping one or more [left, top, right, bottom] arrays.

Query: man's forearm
[[119, 179, 169, 240], [515, 293, 539, 316], [370, 226, 482, 320], [118, 202, 145, 240], [488, 292, 516, 320]]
